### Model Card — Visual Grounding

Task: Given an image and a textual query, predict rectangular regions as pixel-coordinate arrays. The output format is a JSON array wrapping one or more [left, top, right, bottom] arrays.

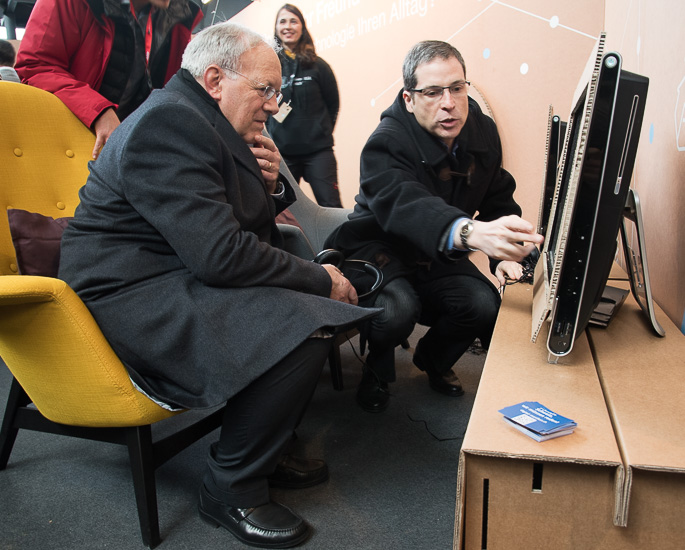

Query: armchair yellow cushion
[[0, 275, 181, 427]]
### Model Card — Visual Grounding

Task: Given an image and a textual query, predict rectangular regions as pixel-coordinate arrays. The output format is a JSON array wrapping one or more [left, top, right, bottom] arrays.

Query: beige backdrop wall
[[233, 0, 684, 332], [604, 0, 685, 332]]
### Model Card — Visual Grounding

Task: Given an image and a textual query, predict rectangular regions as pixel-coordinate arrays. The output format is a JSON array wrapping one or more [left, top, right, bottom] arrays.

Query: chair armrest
[[0, 274, 70, 304], [277, 223, 316, 260], [0, 275, 181, 427]]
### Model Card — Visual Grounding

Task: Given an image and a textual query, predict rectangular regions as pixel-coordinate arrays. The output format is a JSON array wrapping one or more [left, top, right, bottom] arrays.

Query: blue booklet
[[502, 418, 576, 442], [498, 402, 577, 437]]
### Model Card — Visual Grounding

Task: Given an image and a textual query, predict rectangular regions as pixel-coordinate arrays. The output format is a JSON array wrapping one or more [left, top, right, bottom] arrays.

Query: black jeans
[[202, 337, 331, 508], [284, 148, 343, 208], [364, 261, 501, 382]]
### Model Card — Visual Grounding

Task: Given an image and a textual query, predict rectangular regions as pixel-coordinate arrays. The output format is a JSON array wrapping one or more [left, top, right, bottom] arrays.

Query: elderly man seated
[[59, 21, 375, 548]]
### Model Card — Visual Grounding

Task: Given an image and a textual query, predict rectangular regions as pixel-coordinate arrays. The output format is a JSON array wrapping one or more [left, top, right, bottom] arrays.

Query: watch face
[[460, 221, 474, 251]]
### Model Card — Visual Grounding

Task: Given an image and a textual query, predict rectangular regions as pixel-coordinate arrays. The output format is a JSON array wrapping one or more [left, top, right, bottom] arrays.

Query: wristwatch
[[459, 220, 477, 251]]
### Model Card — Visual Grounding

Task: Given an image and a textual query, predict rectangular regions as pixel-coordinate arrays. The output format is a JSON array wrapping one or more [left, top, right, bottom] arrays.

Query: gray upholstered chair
[[276, 158, 352, 261], [275, 158, 356, 391]]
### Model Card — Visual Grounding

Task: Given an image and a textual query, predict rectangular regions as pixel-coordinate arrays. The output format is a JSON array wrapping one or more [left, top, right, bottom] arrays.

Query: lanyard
[[280, 55, 298, 104], [130, 3, 154, 65]]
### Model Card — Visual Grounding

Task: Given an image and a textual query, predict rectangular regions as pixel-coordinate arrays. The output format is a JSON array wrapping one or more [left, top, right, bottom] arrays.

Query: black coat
[[326, 90, 522, 289], [59, 70, 375, 409], [266, 51, 339, 156]]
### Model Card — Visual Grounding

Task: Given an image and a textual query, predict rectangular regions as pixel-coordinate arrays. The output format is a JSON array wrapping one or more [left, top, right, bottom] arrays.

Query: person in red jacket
[[15, 0, 202, 159]]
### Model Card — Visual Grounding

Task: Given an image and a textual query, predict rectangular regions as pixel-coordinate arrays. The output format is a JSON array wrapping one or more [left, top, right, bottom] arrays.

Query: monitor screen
[[532, 35, 649, 358]]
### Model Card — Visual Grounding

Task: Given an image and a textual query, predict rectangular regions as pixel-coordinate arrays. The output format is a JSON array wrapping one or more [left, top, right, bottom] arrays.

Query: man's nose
[[265, 95, 280, 115], [439, 88, 456, 108]]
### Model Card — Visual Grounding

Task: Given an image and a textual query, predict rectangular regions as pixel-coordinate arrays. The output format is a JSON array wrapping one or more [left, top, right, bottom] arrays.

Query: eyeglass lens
[[419, 81, 470, 100]]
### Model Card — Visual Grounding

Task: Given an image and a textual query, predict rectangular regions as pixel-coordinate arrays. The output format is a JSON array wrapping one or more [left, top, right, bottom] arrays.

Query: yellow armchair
[[0, 275, 180, 427], [0, 81, 225, 548]]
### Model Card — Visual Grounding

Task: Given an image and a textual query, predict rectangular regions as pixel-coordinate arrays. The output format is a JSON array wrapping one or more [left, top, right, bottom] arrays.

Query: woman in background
[[268, 3, 343, 207]]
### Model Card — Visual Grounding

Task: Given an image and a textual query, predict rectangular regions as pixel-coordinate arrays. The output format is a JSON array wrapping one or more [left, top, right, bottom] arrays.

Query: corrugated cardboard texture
[[459, 456, 685, 549], [455, 278, 685, 549], [461, 455, 618, 550], [588, 277, 685, 526], [455, 284, 623, 548], [459, 284, 621, 463]]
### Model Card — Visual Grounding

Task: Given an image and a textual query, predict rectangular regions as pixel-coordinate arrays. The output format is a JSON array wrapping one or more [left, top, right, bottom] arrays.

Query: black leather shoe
[[268, 455, 329, 489], [413, 354, 464, 397], [356, 370, 389, 413], [198, 485, 310, 548], [426, 369, 464, 397]]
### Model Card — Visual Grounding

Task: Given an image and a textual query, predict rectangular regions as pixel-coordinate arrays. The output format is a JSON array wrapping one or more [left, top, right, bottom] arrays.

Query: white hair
[[181, 21, 279, 78]]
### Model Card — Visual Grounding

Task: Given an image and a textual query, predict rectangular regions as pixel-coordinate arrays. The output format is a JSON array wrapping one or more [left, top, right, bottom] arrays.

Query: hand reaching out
[[495, 260, 524, 286], [463, 215, 544, 262], [92, 108, 120, 160]]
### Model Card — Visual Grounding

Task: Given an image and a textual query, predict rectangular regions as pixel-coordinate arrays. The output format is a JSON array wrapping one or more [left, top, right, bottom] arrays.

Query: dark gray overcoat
[[59, 70, 375, 409]]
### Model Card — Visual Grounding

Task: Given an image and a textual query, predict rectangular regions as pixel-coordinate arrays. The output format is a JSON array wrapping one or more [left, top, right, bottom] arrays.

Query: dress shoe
[[413, 354, 464, 397], [356, 369, 389, 413], [426, 369, 464, 396], [198, 484, 310, 548], [268, 455, 329, 489]]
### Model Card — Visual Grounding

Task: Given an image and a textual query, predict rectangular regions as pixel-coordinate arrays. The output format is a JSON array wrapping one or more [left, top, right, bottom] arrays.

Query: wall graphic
[[605, 0, 685, 332]]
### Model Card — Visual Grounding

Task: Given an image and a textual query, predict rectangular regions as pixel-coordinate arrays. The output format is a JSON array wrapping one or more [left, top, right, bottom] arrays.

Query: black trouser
[[202, 337, 331, 508], [284, 148, 343, 208], [364, 262, 501, 383]]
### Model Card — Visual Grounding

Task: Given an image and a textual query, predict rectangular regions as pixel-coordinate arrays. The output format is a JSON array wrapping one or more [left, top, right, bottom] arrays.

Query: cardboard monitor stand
[[536, 106, 567, 238]]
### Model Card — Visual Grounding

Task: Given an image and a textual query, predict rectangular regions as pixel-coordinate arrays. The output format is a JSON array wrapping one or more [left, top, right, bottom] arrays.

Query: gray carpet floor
[[0, 326, 486, 550]]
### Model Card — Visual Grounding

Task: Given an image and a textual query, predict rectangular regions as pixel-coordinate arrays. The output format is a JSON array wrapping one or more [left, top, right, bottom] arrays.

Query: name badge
[[272, 101, 292, 123]]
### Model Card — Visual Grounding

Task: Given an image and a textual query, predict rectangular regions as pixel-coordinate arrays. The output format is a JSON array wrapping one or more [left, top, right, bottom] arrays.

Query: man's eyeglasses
[[408, 80, 471, 102], [224, 67, 283, 104]]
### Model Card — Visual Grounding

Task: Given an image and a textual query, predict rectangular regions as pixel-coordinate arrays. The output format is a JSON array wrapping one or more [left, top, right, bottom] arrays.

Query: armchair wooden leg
[[328, 340, 344, 391], [126, 425, 161, 549], [0, 377, 31, 470]]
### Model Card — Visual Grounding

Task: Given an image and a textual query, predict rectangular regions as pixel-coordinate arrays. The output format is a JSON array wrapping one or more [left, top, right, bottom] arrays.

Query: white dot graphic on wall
[[550, 16, 559, 28], [520, 63, 529, 75], [483, 48, 491, 60]]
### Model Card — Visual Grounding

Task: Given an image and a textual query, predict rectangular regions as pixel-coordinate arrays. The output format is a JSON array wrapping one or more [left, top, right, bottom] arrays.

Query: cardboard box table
[[454, 282, 685, 549]]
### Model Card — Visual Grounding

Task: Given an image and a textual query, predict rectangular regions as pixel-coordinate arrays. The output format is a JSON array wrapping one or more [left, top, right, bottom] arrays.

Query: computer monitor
[[532, 35, 650, 358], [537, 106, 567, 237]]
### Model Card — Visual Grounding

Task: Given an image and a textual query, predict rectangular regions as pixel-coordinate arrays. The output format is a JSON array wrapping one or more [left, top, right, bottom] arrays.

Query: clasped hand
[[321, 264, 358, 305]]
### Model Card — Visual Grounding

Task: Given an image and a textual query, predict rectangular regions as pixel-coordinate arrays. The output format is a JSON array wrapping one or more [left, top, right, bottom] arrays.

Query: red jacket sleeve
[[15, 0, 116, 128], [164, 7, 204, 84]]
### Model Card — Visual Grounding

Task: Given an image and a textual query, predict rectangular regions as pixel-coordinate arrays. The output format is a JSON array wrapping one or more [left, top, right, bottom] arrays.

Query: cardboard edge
[[631, 464, 685, 474], [457, 447, 625, 543], [531, 258, 550, 342], [460, 447, 622, 468], [615, 463, 631, 527], [587, 328, 631, 527], [453, 449, 467, 550]]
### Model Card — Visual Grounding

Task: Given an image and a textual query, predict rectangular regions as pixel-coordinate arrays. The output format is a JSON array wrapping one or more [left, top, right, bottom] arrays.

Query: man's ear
[[203, 65, 223, 100], [402, 90, 414, 114]]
